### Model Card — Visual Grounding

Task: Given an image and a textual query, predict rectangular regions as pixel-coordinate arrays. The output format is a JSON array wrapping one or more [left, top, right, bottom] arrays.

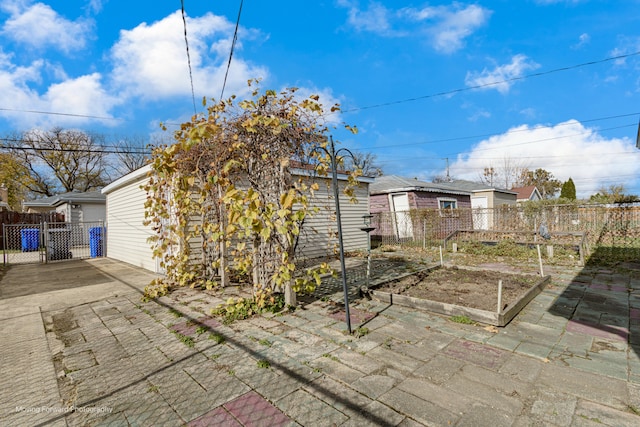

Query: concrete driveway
[[0, 259, 155, 426], [2, 258, 640, 426]]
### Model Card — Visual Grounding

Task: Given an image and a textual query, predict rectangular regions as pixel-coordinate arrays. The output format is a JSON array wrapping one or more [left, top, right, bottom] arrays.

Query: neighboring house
[[512, 185, 542, 203], [369, 175, 473, 240], [22, 190, 106, 223], [102, 165, 373, 274], [444, 180, 518, 230]]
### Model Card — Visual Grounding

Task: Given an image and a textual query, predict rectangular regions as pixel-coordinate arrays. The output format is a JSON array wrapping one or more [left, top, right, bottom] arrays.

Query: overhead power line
[[220, 0, 244, 100], [0, 138, 151, 155], [0, 108, 123, 122], [341, 50, 640, 114], [365, 112, 640, 150], [181, 0, 197, 115]]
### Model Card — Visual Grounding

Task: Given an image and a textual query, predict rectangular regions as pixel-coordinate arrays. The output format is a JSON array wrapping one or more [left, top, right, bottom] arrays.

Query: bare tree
[[501, 157, 529, 189], [12, 127, 110, 196], [478, 157, 530, 188], [343, 150, 383, 177], [479, 166, 498, 187], [113, 135, 152, 176]]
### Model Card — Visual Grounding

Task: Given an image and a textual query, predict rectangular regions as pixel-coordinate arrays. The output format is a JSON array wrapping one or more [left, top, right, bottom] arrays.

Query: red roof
[[511, 185, 538, 200]]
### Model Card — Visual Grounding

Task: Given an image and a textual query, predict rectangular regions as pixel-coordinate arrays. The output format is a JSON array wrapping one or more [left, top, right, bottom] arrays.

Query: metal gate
[[2, 221, 105, 265]]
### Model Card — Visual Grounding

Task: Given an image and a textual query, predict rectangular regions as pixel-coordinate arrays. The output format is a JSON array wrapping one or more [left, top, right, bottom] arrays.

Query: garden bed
[[370, 265, 550, 326]]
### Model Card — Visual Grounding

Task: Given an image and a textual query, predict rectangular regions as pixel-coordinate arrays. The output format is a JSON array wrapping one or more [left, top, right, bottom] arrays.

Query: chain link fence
[[371, 204, 640, 264], [2, 221, 105, 265]]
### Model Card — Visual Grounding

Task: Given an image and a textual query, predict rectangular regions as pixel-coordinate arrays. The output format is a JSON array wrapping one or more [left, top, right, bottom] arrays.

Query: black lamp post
[[313, 136, 357, 334]]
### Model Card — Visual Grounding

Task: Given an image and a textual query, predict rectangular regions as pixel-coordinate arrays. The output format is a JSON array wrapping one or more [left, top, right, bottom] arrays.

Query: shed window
[[438, 198, 458, 216]]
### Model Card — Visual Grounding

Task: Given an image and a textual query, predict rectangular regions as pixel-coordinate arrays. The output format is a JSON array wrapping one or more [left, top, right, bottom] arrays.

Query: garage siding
[[103, 169, 158, 272], [295, 179, 369, 260], [104, 166, 371, 272]]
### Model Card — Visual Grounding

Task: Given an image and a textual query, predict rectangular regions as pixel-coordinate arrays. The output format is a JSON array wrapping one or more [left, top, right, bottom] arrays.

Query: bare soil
[[373, 266, 541, 312]]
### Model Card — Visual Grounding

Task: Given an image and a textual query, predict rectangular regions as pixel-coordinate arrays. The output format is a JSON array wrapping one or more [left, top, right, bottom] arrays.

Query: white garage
[[102, 165, 372, 274], [101, 165, 161, 273]]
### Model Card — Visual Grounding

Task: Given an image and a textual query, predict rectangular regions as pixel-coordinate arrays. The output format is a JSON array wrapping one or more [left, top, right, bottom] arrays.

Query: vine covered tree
[[144, 82, 360, 303]]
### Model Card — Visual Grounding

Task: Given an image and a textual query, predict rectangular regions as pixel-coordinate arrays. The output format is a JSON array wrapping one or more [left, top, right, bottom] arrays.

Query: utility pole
[[443, 158, 452, 182]]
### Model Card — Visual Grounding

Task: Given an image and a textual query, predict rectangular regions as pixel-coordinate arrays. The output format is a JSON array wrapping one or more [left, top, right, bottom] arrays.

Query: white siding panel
[[105, 176, 157, 272], [103, 165, 371, 273], [296, 180, 369, 259]]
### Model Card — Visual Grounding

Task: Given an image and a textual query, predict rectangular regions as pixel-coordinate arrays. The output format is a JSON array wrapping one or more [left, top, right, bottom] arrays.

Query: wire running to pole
[[340, 50, 640, 114], [181, 0, 197, 115], [220, 0, 244, 100]]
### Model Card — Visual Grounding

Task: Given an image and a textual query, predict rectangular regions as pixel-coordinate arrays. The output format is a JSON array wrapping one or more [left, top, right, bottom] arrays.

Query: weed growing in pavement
[[322, 353, 339, 362], [209, 333, 225, 344], [449, 315, 476, 325], [228, 369, 235, 376], [257, 360, 270, 369], [195, 326, 207, 335], [168, 308, 183, 318], [258, 338, 272, 347], [210, 290, 286, 325], [210, 354, 221, 360], [147, 385, 159, 393], [353, 327, 370, 338], [172, 331, 195, 347]]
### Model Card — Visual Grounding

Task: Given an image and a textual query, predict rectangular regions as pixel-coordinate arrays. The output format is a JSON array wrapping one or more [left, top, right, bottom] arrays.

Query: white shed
[[102, 165, 373, 273]]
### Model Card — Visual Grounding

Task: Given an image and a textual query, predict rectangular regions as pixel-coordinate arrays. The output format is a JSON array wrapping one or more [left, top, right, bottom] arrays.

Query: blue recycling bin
[[21, 228, 39, 252], [89, 227, 104, 258]]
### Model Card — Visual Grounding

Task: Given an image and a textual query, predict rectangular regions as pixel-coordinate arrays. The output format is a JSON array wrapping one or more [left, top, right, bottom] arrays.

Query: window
[[438, 198, 458, 216]]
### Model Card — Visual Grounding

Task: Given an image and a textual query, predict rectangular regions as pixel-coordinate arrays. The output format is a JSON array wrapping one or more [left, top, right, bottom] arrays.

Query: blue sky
[[1, 0, 639, 197]]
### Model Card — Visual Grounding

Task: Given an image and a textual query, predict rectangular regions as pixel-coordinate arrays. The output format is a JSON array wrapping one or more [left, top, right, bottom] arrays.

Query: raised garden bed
[[369, 265, 550, 326]]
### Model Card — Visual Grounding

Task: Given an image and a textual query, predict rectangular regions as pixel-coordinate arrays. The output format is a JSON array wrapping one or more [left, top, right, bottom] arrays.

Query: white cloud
[[0, 47, 117, 128], [609, 37, 640, 66], [86, 0, 103, 14], [110, 11, 268, 101], [343, 1, 394, 35], [449, 120, 640, 198], [572, 32, 590, 49], [339, 2, 491, 53], [1, 2, 93, 53], [287, 85, 345, 126], [468, 109, 491, 122], [465, 55, 540, 94], [43, 73, 119, 121], [424, 4, 492, 53]]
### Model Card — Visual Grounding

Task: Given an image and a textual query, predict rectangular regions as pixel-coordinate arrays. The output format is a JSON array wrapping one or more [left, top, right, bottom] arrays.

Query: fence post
[[43, 222, 48, 264], [2, 223, 5, 265]]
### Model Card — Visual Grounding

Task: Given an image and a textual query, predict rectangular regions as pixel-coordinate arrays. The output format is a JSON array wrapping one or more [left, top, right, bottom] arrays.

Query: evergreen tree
[[560, 177, 576, 200]]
